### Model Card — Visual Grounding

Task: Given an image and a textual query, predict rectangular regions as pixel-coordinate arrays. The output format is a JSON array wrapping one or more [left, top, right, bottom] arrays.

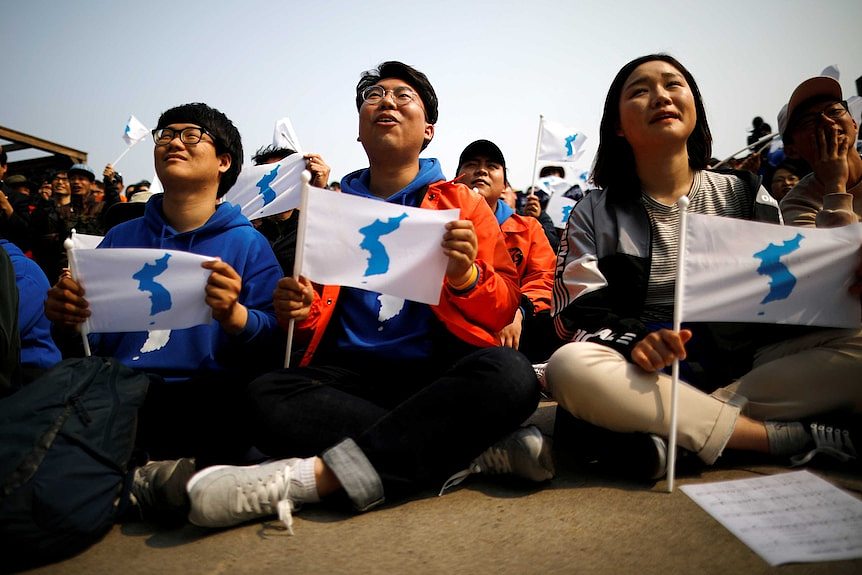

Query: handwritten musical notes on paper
[[681, 471, 862, 566]]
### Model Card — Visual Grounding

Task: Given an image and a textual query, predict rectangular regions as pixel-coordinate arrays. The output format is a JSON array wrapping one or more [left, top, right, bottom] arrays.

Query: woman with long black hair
[[545, 54, 861, 478]]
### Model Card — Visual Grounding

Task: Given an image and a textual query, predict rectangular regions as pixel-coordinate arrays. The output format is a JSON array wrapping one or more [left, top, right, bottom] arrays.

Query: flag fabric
[[71, 248, 213, 333], [272, 117, 303, 154], [122, 115, 150, 145], [544, 190, 578, 229], [538, 119, 587, 163], [302, 185, 458, 305], [223, 153, 305, 220], [681, 214, 862, 328], [71, 230, 103, 249], [537, 175, 571, 197]]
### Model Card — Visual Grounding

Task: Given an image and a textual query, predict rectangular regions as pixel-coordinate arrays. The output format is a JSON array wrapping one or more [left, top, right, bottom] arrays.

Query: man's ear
[[218, 153, 231, 174], [424, 123, 435, 143]]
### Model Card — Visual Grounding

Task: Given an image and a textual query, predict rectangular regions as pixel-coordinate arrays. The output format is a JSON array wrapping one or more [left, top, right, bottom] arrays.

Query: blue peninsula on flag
[[71, 247, 214, 333], [681, 215, 862, 328]]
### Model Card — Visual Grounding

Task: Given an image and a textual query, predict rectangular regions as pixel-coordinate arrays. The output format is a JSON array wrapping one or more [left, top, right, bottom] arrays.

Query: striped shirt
[[640, 170, 753, 322]]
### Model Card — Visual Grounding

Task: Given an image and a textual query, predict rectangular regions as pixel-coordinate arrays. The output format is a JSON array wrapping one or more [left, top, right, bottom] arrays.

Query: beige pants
[[545, 329, 862, 464]]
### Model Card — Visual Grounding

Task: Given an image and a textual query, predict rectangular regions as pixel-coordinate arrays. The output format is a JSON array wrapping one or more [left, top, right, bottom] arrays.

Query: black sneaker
[[791, 420, 859, 467], [554, 407, 668, 481], [130, 458, 197, 523]]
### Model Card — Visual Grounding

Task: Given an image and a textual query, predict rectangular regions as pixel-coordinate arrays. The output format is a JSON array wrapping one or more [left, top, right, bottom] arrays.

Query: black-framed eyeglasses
[[152, 126, 212, 146], [361, 85, 418, 106], [793, 101, 849, 132]]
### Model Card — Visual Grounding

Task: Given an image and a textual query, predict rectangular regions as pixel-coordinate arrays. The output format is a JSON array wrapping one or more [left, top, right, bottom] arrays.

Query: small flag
[[272, 117, 303, 154], [223, 154, 305, 220], [122, 115, 150, 145], [302, 186, 458, 305], [681, 214, 862, 328], [537, 175, 572, 197], [71, 248, 213, 333], [71, 230, 103, 249], [538, 119, 587, 163], [544, 191, 578, 229]]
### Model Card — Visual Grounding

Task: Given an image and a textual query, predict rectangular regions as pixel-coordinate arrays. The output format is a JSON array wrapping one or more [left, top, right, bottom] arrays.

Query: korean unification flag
[[544, 190, 578, 229], [71, 230, 104, 250], [122, 115, 150, 145], [71, 248, 213, 333], [681, 214, 862, 328], [302, 186, 458, 305], [223, 153, 305, 221], [538, 119, 587, 163]]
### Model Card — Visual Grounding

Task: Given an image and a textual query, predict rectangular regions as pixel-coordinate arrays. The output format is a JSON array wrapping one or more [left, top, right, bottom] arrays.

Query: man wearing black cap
[[186, 61, 551, 531], [456, 139, 559, 363], [779, 75, 862, 227]]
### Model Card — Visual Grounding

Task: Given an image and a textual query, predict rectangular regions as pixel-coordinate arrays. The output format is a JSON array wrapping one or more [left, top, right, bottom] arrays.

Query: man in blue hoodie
[[44, 102, 283, 521], [185, 62, 551, 532]]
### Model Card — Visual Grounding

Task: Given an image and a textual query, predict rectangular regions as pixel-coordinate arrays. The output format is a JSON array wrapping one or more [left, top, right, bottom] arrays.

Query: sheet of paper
[[681, 470, 862, 566]]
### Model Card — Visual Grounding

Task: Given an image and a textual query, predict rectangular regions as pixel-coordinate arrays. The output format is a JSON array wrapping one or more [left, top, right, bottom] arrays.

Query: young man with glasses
[[779, 75, 862, 226], [185, 62, 551, 532], [44, 102, 283, 522]]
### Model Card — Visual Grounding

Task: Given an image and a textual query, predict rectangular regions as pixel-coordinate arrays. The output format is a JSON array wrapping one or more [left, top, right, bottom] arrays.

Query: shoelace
[[438, 447, 514, 496], [234, 468, 295, 534], [791, 424, 858, 466]]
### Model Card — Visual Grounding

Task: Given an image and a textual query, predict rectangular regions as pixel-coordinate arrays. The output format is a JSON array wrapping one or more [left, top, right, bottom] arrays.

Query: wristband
[[448, 263, 478, 291]]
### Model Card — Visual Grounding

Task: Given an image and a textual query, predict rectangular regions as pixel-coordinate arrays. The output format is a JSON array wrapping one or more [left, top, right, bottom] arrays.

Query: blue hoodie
[[92, 195, 282, 382], [0, 239, 61, 371]]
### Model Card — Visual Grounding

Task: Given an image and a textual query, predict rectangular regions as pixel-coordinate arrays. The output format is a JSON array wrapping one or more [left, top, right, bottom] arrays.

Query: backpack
[[0, 357, 153, 570]]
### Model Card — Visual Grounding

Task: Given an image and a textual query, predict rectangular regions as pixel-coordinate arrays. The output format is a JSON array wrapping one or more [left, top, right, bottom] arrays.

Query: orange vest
[[501, 213, 555, 314]]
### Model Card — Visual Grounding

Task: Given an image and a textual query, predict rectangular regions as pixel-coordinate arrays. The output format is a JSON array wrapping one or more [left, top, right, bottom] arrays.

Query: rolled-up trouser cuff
[[321, 438, 385, 512], [698, 388, 747, 465]]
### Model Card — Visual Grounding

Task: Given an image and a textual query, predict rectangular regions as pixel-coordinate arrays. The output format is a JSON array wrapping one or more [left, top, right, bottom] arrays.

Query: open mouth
[[375, 114, 398, 125]]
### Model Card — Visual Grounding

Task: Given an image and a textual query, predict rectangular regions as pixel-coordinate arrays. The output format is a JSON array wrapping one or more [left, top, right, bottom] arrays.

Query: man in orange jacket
[[457, 139, 561, 363], [186, 61, 552, 531]]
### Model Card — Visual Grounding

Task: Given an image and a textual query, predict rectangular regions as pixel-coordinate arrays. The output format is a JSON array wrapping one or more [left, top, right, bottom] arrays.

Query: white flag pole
[[667, 195, 690, 493], [111, 140, 139, 168], [63, 236, 92, 357], [711, 132, 777, 169], [529, 115, 544, 196], [284, 170, 312, 368]]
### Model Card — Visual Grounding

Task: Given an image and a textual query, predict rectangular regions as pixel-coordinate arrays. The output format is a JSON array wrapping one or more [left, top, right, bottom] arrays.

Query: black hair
[[252, 145, 296, 166], [155, 103, 243, 198], [592, 54, 712, 197], [356, 61, 438, 151], [539, 165, 565, 178], [0, 146, 6, 167]]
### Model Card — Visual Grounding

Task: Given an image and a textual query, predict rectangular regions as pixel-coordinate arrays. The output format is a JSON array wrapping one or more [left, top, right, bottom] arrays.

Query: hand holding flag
[[67, 246, 214, 333], [301, 184, 458, 305]]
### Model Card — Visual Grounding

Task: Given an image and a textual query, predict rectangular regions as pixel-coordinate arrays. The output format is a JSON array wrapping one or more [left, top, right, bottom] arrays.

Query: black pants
[[249, 346, 539, 499]]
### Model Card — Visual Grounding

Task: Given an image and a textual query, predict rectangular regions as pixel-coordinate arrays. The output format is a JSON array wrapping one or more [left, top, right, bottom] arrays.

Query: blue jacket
[[92, 195, 282, 382], [0, 239, 61, 371]]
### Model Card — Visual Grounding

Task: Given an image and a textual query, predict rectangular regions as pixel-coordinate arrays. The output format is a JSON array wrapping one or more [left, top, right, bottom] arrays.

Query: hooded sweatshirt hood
[[340, 158, 446, 206]]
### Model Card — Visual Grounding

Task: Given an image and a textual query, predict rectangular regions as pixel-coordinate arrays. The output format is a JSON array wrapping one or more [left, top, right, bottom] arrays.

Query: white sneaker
[[187, 459, 300, 532], [440, 425, 554, 495]]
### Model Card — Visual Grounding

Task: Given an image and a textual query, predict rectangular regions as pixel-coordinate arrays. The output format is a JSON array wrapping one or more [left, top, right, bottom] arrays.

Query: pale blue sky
[[2, 0, 860, 189]]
